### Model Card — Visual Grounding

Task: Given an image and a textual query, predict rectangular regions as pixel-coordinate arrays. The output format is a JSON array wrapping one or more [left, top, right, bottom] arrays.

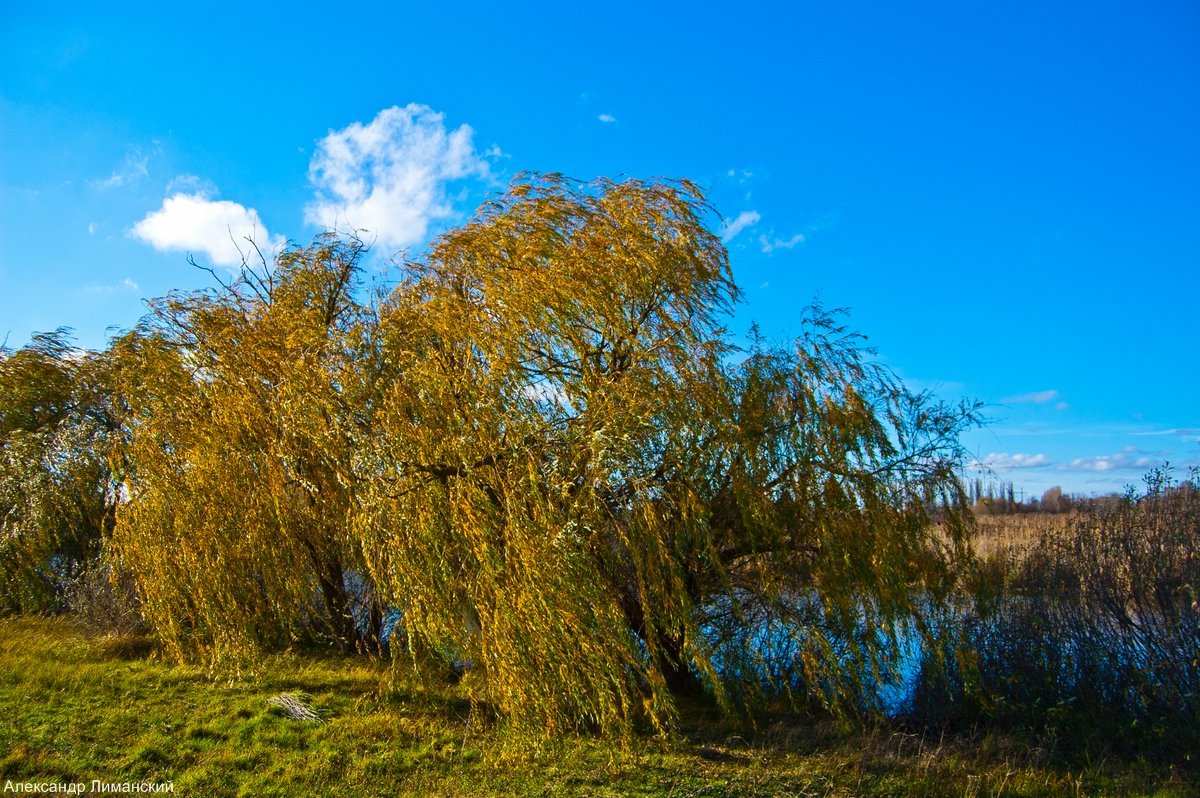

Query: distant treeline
[[961, 478, 1189, 515]]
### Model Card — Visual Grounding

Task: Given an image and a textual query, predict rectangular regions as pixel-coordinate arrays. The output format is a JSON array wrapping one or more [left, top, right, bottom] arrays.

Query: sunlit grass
[[0, 616, 1190, 796]]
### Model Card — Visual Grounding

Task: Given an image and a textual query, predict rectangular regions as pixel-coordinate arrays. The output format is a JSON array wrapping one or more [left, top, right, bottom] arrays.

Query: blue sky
[[2, 1, 1197, 497]]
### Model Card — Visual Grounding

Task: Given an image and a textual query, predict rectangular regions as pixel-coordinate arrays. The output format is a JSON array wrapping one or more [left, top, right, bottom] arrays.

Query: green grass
[[0, 617, 1189, 797]]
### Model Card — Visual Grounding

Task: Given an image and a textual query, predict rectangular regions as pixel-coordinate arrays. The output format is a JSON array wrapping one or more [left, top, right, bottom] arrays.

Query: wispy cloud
[[90, 150, 150, 190], [1004, 389, 1061, 404], [902, 377, 969, 399], [1133, 427, 1200, 439], [759, 232, 805, 253], [82, 277, 140, 296], [724, 168, 756, 202], [721, 210, 760, 243], [305, 104, 491, 252], [166, 174, 219, 196], [132, 191, 283, 268], [597, 113, 617, 124], [970, 452, 1052, 470]]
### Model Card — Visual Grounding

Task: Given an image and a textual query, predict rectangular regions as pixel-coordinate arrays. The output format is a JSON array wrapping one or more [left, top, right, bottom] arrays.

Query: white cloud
[[597, 113, 617, 124], [305, 104, 491, 252], [521, 380, 570, 409], [970, 452, 1052, 470], [1005, 389, 1061, 404], [721, 210, 761, 243], [1058, 449, 1157, 472], [759, 232, 805, 253], [132, 192, 283, 268]]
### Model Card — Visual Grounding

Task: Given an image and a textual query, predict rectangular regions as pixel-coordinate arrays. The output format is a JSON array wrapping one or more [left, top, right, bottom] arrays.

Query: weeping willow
[[0, 331, 115, 613], [108, 236, 381, 663], [355, 174, 977, 734], [105, 173, 977, 734]]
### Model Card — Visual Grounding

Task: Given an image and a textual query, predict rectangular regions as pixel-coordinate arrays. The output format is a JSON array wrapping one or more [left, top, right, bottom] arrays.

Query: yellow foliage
[[106, 175, 978, 738]]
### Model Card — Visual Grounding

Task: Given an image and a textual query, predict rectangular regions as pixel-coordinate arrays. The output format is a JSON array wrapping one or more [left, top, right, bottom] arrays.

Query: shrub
[[63, 556, 145, 636], [912, 467, 1199, 764]]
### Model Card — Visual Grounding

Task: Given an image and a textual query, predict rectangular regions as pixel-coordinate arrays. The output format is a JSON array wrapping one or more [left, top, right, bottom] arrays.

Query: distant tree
[[1041, 485, 1069, 513]]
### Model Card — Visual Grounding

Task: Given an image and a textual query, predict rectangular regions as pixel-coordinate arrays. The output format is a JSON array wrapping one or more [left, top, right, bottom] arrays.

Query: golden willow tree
[[108, 235, 383, 661], [354, 174, 978, 734], [107, 173, 977, 734]]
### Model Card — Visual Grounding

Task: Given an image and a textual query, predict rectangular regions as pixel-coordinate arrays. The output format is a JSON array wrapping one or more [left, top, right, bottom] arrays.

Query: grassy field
[[0, 617, 1190, 797]]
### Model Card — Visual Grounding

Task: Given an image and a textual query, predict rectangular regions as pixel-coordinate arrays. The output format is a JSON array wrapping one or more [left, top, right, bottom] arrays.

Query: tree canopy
[[7, 174, 979, 737], [0, 330, 116, 612], [107, 234, 379, 661]]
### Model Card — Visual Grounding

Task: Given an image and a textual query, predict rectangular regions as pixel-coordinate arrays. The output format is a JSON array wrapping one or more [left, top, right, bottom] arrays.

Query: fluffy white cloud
[[721, 210, 760, 243], [597, 113, 617, 124], [132, 192, 283, 268], [305, 104, 491, 251], [971, 452, 1052, 470]]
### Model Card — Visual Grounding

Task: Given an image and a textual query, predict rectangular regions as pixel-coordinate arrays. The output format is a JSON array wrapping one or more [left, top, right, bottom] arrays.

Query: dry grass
[[917, 483, 1200, 770], [969, 512, 1072, 560]]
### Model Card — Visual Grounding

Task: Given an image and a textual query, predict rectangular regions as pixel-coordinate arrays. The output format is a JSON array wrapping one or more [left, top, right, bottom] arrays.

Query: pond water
[[364, 591, 1194, 720]]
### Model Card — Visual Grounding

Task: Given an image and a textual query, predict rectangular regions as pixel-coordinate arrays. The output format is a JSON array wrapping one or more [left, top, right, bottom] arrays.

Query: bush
[[912, 467, 1200, 764], [64, 557, 145, 636]]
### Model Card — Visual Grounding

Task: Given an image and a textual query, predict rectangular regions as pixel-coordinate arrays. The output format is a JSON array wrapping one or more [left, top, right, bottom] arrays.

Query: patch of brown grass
[[970, 512, 1073, 560]]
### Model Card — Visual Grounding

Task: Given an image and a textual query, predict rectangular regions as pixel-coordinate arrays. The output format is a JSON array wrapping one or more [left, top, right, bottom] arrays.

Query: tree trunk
[[657, 628, 704, 697]]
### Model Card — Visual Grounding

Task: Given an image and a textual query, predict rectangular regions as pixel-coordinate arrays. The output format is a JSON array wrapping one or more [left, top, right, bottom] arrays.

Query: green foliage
[[0, 330, 115, 612]]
